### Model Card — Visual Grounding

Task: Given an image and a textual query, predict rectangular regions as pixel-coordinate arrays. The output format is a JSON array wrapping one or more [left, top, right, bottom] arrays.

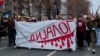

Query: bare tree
[[41, 0, 53, 19], [67, 0, 91, 17], [95, 5, 100, 16], [25, 0, 60, 20]]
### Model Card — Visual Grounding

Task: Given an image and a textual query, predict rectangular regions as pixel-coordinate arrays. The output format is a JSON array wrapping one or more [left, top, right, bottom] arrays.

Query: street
[[0, 37, 100, 56], [0, 0, 100, 56]]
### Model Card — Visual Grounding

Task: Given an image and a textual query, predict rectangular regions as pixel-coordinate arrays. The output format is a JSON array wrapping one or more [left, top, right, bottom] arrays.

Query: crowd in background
[[0, 13, 100, 54]]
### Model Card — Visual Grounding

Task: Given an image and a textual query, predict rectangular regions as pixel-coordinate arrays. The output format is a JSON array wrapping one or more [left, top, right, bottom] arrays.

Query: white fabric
[[15, 20, 76, 51]]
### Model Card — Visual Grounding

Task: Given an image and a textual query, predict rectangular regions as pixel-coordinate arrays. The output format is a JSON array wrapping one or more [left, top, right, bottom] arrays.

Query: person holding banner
[[67, 14, 74, 20], [77, 16, 86, 50], [7, 16, 16, 47], [67, 14, 75, 52], [67, 14, 77, 22], [86, 13, 96, 54]]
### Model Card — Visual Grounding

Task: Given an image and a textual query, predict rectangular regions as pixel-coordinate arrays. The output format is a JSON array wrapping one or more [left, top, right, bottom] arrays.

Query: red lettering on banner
[[46, 26, 54, 38], [29, 21, 75, 49], [67, 38, 70, 48], [29, 34, 35, 41], [59, 22, 68, 34], [66, 21, 71, 33], [36, 31, 42, 40], [38, 31, 74, 49], [42, 29, 47, 40], [29, 21, 71, 41], [66, 21, 74, 44], [52, 25, 62, 36]]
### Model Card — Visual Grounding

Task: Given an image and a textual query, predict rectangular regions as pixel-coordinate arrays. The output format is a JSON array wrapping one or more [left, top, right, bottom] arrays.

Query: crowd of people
[[0, 13, 100, 54], [77, 13, 100, 54]]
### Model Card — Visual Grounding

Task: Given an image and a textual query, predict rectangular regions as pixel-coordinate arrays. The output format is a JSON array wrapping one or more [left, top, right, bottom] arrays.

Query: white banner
[[15, 20, 76, 51]]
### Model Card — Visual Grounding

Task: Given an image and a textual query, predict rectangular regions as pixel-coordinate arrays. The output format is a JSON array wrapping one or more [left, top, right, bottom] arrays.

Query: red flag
[[0, 0, 4, 6]]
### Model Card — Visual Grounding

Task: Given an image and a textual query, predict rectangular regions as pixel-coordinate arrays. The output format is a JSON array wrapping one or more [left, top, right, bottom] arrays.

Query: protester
[[0, 17, 8, 44], [33, 17, 38, 22], [67, 14, 77, 22], [41, 15, 48, 21], [24, 16, 29, 22], [60, 16, 64, 20], [27, 17, 33, 22], [21, 16, 27, 22], [13, 15, 18, 21], [95, 15, 100, 46], [67, 14, 74, 20], [85, 13, 96, 54], [7, 16, 16, 47], [0, 18, 4, 43], [17, 16, 22, 21], [67, 14, 75, 52], [77, 16, 86, 50], [54, 15, 60, 20]]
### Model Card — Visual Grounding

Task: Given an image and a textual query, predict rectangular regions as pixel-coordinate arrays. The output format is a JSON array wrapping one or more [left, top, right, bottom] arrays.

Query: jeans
[[96, 28, 100, 45]]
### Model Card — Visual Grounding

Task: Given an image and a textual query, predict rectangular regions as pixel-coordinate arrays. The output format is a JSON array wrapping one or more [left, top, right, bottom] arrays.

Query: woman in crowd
[[77, 16, 86, 50], [85, 13, 96, 54]]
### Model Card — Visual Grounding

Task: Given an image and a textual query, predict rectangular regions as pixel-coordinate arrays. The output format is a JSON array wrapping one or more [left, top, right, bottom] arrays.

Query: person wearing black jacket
[[7, 16, 16, 47], [0, 18, 7, 43], [0, 18, 3, 43]]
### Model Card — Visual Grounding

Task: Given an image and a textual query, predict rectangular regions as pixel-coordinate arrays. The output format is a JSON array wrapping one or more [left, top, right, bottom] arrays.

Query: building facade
[[0, 0, 66, 18]]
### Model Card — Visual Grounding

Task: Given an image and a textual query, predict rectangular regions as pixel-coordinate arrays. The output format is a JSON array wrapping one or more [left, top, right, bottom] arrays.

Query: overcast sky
[[61, 0, 100, 14], [89, 0, 100, 13]]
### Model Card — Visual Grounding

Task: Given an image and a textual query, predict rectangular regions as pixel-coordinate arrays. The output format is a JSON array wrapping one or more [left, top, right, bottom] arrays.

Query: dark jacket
[[0, 19, 7, 37], [8, 19, 16, 32], [95, 18, 100, 28], [86, 18, 96, 30]]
